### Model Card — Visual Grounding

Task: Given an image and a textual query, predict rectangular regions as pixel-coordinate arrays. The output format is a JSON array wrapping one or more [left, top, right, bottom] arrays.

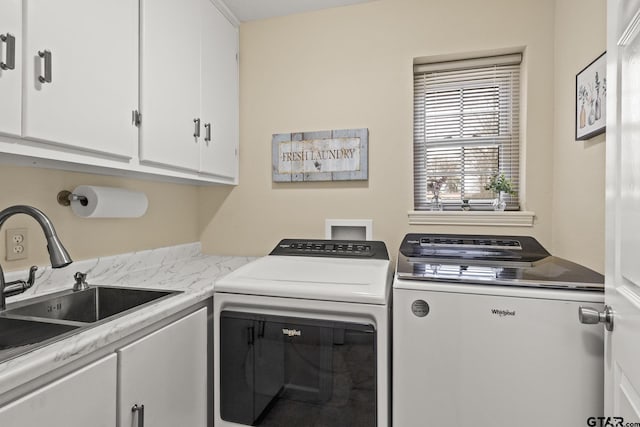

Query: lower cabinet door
[[0, 354, 117, 427], [117, 308, 207, 427]]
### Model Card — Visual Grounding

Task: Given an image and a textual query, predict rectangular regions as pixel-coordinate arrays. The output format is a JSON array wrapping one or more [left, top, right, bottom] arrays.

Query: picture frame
[[575, 52, 606, 140], [272, 128, 368, 182]]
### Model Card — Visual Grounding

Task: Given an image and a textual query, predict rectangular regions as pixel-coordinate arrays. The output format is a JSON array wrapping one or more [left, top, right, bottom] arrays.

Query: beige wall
[[552, 0, 606, 272], [200, 0, 559, 261], [0, 165, 200, 272], [0, 0, 607, 276]]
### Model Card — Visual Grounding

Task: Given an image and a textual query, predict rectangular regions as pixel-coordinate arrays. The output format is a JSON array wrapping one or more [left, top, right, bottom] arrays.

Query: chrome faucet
[[0, 205, 73, 310]]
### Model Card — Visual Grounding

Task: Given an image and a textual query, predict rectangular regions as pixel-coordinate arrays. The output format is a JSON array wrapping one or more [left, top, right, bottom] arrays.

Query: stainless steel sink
[[0, 317, 79, 350], [0, 317, 79, 362], [0, 286, 180, 364], [6, 286, 175, 323]]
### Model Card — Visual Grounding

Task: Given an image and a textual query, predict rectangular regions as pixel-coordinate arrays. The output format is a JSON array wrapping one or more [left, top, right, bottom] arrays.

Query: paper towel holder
[[57, 190, 88, 207]]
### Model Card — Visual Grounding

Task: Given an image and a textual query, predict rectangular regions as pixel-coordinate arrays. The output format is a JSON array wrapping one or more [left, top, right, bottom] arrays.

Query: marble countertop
[[0, 243, 254, 397]]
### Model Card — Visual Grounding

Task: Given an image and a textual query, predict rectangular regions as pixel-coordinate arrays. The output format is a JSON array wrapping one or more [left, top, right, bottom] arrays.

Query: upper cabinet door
[[200, 0, 239, 180], [0, 0, 22, 138], [139, 0, 202, 171], [22, 0, 137, 158]]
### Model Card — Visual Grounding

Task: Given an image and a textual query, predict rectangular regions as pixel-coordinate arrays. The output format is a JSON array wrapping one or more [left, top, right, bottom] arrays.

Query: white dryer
[[393, 233, 605, 427], [214, 239, 392, 427]]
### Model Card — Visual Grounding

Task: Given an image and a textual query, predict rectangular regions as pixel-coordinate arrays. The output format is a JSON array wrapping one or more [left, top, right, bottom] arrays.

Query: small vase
[[595, 90, 602, 121], [492, 192, 506, 211], [430, 195, 443, 211], [579, 103, 586, 129]]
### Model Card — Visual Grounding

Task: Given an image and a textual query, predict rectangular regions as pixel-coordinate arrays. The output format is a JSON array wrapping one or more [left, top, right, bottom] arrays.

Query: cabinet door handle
[[38, 50, 52, 83], [204, 123, 211, 143], [132, 110, 141, 127], [132, 404, 145, 427], [193, 118, 201, 138], [0, 33, 16, 70]]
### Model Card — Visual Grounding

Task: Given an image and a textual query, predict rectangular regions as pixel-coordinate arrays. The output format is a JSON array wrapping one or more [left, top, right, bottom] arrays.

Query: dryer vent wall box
[[325, 219, 372, 240]]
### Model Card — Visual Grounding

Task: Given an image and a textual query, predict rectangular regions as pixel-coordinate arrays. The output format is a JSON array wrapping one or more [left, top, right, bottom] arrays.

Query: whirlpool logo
[[491, 308, 516, 317], [282, 328, 301, 337]]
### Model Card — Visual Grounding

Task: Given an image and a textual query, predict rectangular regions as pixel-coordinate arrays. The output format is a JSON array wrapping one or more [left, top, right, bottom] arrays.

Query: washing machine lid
[[216, 240, 392, 305], [395, 233, 604, 291]]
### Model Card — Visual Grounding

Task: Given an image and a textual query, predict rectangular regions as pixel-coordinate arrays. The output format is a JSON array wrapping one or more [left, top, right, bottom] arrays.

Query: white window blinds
[[413, 53, 521, 210]]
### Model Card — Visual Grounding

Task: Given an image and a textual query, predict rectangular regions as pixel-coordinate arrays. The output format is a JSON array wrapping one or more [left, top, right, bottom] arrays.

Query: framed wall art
[[576, 52, 606, 140], [272, 128, 368, 182]]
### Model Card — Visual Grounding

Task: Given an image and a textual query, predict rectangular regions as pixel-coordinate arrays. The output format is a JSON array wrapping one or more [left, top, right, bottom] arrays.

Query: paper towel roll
[[70, 185, 148, 218]]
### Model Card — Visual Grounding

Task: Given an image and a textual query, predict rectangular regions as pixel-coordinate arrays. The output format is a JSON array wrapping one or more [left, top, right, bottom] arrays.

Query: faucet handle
[[3, 265, 38, 299], [26, 266, 38, 287], [73, 272, 89, 291]]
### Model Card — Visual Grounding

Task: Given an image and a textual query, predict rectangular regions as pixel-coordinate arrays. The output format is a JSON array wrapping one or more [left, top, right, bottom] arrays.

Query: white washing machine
[[214, 239, 392, 427], [393, 233, 605, 427]]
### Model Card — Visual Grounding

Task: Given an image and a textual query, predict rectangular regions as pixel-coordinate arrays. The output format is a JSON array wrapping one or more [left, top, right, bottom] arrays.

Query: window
[[413, 53, 522, 210]]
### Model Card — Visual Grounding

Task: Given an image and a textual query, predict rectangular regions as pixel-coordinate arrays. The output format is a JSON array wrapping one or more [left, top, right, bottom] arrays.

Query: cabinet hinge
[[236, 53, 239, 63], [132, 110, 141, 127]]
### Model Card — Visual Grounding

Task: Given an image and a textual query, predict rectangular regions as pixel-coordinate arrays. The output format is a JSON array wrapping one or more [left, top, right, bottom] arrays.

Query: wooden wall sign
[[272, 128, 368, 182]]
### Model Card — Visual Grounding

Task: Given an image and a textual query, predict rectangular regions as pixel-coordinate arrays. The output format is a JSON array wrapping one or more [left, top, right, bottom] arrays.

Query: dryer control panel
[[271, 239, 389, 260]]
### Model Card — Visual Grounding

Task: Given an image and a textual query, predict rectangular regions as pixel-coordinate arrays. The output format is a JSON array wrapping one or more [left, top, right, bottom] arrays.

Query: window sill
[[408, 210, 535, 227]]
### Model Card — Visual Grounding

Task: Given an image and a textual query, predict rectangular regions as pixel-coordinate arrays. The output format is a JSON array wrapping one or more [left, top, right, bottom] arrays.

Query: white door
[[22, 0, 137, 158], [117, 308, 208, 427], [604, 0, 640, 423], [139, 0, 201, 171], [0, 355, 117, 427], [0, 0, 21, 138], [200, 0, 239, 179]]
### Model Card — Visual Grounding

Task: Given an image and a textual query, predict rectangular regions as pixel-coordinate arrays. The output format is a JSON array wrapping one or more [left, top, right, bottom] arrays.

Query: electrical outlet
[[6, 228, 28, 261]]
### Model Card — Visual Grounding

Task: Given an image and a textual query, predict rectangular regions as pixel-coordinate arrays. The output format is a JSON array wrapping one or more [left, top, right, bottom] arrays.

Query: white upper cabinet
[[0, 0, 238, 184], [22, 0, 137, 158], [200, 0, 239, 179], [0, 0, 22, 138], [141, 0, 239, 179], [139, 0, 202, 171]]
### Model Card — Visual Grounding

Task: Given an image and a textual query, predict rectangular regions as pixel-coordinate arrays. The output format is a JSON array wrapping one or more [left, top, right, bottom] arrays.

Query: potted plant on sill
[[485, 173, 515, 211]]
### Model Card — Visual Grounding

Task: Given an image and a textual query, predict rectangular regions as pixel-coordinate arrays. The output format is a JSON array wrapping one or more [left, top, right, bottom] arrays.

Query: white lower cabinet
[[117, 308, 208, 427], [0, 354, 117, 427], [0, 307, 208, 427]]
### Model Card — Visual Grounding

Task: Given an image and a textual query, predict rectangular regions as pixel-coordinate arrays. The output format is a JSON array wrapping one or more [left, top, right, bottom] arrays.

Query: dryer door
[[220, 311, 376, 426]]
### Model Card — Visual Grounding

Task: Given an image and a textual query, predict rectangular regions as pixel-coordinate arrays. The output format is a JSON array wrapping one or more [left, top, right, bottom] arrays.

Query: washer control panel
[[271, 239, 389, 260]]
